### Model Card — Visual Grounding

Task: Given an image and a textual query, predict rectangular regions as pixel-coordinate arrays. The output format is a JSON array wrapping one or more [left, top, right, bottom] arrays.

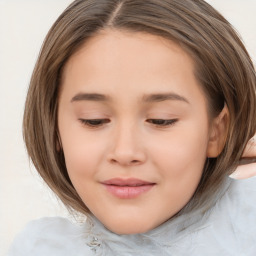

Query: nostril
[[109, 158, 141, 166], [107, 147, 147, 166], [110, 159, 118, 164]]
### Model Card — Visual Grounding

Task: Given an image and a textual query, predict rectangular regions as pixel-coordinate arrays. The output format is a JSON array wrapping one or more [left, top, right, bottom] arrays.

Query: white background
[[1, 1, 256, 255]]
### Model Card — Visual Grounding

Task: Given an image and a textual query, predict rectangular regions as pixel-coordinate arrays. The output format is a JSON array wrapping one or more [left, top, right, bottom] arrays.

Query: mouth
[[101, 178, 156, 199]]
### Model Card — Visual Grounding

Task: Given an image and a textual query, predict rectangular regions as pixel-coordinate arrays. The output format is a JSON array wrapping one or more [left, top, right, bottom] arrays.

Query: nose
[[107, 124, 147, 166]]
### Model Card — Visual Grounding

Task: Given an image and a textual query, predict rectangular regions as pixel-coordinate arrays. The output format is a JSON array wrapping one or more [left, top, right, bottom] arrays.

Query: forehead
[[60, 29, 206, 107], [64, 29, 194, 76]]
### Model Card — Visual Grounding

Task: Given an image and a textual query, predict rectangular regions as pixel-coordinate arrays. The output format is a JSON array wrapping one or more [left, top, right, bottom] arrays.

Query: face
[[58, 29, 213, 234]]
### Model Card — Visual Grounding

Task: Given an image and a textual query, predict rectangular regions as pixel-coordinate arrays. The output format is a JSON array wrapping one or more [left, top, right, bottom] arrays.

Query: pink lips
[[101, 178, 155, 199]]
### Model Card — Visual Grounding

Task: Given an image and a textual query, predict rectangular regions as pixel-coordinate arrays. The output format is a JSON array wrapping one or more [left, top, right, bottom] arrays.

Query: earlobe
[[207, 104, 230, 158]]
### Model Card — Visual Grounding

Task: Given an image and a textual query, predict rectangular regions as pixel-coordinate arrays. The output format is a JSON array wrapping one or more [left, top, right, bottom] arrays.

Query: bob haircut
[[23, 0, 256, 216]]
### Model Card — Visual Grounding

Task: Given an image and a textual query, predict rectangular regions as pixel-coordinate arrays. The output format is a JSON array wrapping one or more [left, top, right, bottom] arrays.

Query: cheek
[[150, 127, 208, 212], [150, 123, 209, 184], [64, 142, 103, 179], [59, 120, 106, 181]]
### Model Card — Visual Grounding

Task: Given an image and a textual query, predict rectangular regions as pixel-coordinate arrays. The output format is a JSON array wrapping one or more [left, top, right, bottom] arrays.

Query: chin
[[108, 225, 153, 235], [102, 217, 159, 235]]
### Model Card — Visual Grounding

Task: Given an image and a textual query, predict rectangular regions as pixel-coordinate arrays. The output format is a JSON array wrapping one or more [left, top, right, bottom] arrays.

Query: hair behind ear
[[56, 129, 63, 152]]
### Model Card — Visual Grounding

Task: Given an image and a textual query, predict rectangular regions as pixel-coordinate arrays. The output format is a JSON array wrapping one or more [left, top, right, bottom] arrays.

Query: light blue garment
[[8, 177, 256, 256]]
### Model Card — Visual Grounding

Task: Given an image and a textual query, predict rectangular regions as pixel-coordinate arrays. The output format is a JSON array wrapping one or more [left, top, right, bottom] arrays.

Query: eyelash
[[147, 119, 178, 126], [78, 118, 178, 128]]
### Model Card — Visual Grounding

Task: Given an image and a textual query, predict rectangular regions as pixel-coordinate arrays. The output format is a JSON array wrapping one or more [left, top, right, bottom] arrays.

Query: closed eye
[[146, 119, 178, 127], [78, 118, 178, 128], [78, 119, 110, 128]]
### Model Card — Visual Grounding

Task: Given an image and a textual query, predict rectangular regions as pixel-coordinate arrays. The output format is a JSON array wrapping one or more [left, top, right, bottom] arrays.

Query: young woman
[[8, 0, 256, 255]]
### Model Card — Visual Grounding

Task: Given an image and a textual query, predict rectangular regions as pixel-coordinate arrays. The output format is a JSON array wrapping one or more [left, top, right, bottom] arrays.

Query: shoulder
[[197, 177, 256, 255], [225, 176, 256, 227], [8, 217, 94, 256], [226, 177, 256, 238], [171, 177, 256, 255]]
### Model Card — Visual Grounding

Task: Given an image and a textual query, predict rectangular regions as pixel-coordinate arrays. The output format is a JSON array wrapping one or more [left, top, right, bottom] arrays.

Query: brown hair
[[23, 0, 256, 215]]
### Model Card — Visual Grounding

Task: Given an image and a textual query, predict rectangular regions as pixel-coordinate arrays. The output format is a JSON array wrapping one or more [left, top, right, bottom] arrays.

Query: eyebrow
[[71, 93, 110, 102], [142, 93, 189, 104], [71, 92, 189, 104]]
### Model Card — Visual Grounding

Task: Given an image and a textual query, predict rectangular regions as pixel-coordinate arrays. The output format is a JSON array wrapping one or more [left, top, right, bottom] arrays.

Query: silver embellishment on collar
[[87, 236, 101, 253]]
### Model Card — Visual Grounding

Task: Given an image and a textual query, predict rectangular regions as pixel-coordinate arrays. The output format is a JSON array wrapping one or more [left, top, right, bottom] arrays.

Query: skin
[[230, 134, 256, 179], [58, 29, 226, 234]]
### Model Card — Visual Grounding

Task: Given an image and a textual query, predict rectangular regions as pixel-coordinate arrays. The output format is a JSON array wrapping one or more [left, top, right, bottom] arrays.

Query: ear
[[207, 104, 230, 158]]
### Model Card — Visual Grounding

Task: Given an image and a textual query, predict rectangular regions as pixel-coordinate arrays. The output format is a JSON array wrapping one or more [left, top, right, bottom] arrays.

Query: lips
[[101, 178, 156, 199]]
